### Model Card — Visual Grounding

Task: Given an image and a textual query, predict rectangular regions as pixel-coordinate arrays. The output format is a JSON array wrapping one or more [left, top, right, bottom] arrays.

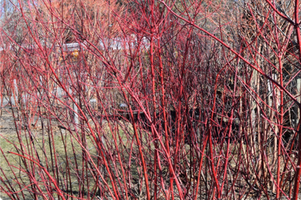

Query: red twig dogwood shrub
[[1, 0, 301, 199]]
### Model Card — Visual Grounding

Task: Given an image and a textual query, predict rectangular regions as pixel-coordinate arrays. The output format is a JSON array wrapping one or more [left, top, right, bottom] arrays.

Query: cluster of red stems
[[1, 0, 301, 199]]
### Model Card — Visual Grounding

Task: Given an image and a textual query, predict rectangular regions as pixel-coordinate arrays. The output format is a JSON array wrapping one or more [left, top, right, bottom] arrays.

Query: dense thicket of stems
[[1, 0, 301, 199]]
